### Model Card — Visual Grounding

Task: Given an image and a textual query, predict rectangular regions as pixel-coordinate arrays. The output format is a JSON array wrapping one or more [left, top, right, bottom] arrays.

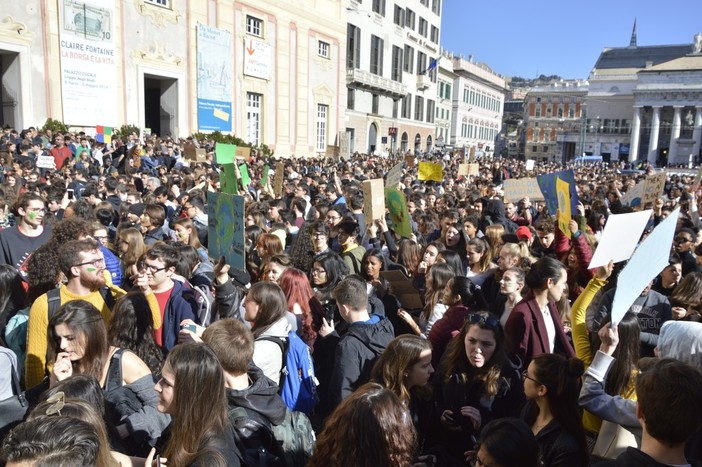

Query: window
[[144, 0, 169, 6], [372, 94, 380, 114], [426, 99, 435, 123], [347, 24, 361, 69], [418, 18, 428, 37], [393, 6, 405, 26], [372, 0, 386, 16], [463, 88, 469, 103], [316, 104, 328, 152], [535, 105, 541, 117], [461, 122, 468, 138], [370, 35, 384, 76], [430, 25, 439, 43], [431, 0, 441, 15], [347, 88, 355, 110], [402, 93, 412, 119], [318, 41, 330, 59], [420, 0, 429, 6], [403, 45, 414, 72], [414, 95, 424, 121], [246, 93, 262, 146], [416, 51, 426, 75], [391, 46, 403, 82], [405, 9, 416, 29], [246, 15, 262, 37], [393, 99, 399, 119]]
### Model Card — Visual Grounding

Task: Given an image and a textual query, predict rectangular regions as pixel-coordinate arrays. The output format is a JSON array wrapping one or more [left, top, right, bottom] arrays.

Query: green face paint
[[87, 267, 97, 273], [27, 212, 36, 221]]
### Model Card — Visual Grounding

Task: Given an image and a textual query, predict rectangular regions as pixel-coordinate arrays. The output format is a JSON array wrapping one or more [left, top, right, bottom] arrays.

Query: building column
[[693, 106, 702, 163], [669, 106, 682, 164], [628, 106, 642, 162], [648, 106, 661, 165]]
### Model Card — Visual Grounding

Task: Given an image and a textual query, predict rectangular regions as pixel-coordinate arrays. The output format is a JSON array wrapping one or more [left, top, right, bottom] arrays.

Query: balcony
[[346, 68, 407, 99], [416, 74, 430, 91]]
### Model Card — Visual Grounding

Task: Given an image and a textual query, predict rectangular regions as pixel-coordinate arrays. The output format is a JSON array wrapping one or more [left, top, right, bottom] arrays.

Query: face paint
[[87, 267, 96, 273], [27, 212, 36, 221]]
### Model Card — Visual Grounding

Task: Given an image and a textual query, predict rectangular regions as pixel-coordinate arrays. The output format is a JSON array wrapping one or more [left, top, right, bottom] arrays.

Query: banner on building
[[58, 0, 118, 125], [197, 25, 233, 132], [243, 38, 272, 80]]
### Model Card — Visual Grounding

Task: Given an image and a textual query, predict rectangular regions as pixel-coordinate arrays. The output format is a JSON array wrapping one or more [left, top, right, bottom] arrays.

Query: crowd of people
[[0, 124, 701, 467]]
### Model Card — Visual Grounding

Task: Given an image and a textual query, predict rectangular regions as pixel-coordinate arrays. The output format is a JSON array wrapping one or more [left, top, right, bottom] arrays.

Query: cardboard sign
[[503, 178, 544, 202], [380, 270, 423, 310], [458, 164, 469, 176], [405, 155, 415, 168], [235, 146, 251, 160], [326, 145, 339, 157], [469, 146, 476, 162], [642, 172, 666, 207], [385, 162, 404, 190], [537, 170, 579, 215], [184, 143, 206, 162], [526, 159, 535, 171], [362, 179, 386, 223], [418, 162, 443, 182], [620, 181, 645, 208], [339, 131, 350, 160], [36, 155, 55, 169], [273, 161, 285, 197]]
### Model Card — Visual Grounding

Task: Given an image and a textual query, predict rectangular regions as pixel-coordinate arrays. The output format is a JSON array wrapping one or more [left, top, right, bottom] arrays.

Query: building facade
[[449, 55, 506, 158], [0, 0, 347, 156], [344, 0, 443, 156], [523, 80, 588, 163]]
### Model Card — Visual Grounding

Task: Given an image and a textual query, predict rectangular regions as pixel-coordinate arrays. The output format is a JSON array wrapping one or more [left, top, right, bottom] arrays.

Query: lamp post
[[589, 115, 602, 155]]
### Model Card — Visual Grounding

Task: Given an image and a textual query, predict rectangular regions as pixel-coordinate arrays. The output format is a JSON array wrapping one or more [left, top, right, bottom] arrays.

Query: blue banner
[[537, 169, 579, 215], [197, 25, 232, 132]]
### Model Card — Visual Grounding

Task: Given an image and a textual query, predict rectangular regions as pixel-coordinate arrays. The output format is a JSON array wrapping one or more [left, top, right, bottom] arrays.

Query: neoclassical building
[[587, 30, 702, 165]]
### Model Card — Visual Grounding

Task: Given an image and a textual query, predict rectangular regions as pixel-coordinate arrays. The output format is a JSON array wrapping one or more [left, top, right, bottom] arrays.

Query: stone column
[[693, 106, 702, 163], [669, 106, 682, 164], [629, 106, 642, 162], [648, 106, 661, 165]]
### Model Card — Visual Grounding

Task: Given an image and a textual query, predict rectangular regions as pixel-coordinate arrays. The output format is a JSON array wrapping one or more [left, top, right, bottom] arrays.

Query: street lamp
[[589, 115, 602, 155]]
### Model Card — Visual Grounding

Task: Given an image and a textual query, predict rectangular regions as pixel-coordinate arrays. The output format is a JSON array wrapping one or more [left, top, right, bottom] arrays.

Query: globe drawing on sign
[[558, 190, 568, 212]]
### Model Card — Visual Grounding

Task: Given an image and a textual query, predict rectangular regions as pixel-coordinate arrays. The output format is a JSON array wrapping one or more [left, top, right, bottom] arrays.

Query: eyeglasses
[[311, 268, 326, 276], [312, 232, 327, 238], [675, 237, 692, 244], [468, 313, 500, 329], [73, 257, 105, 268], [139, 262, 168, 273], [521, 370, 546, 387]]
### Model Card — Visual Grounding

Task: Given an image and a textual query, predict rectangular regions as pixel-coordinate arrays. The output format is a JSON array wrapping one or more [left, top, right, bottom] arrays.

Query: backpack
[[229, 405, 315, 467], [257, 332, 318, 414], [46, 286, 115, 319], [183, 284, 213, 326]]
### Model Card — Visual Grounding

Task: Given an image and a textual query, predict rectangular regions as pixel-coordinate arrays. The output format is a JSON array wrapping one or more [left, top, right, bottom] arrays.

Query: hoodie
[[226, 364, 288, 426], [328, 314, 394, 408], [657, 320, 702, 369]]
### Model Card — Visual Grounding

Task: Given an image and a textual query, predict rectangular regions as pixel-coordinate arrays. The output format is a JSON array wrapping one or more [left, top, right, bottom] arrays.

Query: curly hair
[[308, 383, 416, 467]]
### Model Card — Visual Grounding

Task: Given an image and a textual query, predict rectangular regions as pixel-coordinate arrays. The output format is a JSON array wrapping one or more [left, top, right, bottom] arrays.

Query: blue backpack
[[258, 332, 318, 413]]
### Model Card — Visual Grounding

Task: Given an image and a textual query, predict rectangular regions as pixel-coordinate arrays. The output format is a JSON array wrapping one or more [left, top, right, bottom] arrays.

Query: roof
[[593, 44, 693, 71], [641, 54, 702, 72]]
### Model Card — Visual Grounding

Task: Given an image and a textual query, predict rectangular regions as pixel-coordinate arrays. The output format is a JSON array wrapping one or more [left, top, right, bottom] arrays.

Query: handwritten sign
[[362, 179, 386, 223], [503, 178, 544, 202], [642, 172, 666, 207]]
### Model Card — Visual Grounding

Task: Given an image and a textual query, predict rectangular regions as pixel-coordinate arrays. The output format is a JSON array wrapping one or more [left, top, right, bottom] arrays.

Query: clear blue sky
[[440, 0, 702, 79]]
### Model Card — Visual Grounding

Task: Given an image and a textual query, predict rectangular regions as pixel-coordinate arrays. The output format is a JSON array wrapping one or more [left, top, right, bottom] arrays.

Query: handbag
[[0, 363, 29, 433], [591, 419, 640, 459]]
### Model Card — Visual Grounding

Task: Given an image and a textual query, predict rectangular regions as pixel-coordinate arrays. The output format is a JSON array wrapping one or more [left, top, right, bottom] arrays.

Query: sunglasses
[[467, 313, 500, 329]]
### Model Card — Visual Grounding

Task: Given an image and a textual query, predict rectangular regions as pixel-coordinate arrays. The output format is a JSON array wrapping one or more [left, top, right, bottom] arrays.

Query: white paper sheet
[[588, 210, 652, 269]]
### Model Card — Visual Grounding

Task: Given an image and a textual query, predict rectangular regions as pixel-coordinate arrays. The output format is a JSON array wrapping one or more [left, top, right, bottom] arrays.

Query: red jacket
[[505, 295, 576, 370]]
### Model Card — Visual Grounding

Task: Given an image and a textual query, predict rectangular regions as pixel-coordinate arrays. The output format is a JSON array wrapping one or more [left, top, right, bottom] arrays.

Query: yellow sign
[[556, 178, 572, 238], [418, 162, 443, 182]]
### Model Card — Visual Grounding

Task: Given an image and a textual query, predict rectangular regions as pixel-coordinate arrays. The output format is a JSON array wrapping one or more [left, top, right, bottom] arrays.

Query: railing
[[346, 68, 407, 97]]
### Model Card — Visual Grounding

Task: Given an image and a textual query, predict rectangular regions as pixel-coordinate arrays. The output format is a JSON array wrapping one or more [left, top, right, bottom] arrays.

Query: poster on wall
[[243, 38, 272, 80], [197, 25, 233, 132], [58, 0, 118, 125]]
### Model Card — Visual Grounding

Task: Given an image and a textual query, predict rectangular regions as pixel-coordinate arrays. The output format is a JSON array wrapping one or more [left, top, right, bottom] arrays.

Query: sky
[[440, 0, 702, 80]]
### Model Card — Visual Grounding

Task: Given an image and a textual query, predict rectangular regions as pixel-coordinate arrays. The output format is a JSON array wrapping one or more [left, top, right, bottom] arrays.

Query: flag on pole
[[96, 126, 112, 144], [421, 56, 440, 75]]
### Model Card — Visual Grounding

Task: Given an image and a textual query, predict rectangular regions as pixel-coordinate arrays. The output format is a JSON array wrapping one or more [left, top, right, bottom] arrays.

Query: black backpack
[[46, 286, 115, 319]]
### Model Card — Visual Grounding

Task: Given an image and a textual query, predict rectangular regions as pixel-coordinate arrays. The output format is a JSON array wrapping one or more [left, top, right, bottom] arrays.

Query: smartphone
[[67, 189, 74, 200], [182, 323, 198, 334]]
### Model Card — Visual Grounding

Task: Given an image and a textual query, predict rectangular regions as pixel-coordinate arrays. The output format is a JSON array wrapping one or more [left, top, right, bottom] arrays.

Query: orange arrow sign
[[246, 40, 255, 55]]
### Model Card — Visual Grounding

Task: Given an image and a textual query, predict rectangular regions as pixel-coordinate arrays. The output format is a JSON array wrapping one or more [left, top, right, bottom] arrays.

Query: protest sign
[[235, 146, 251, 160], [418, 162, 443, 182], [239, 164, 251, 187], [642, 172, 666, 206], [588, 210, 652, 269], [385, 162, 404, 189], [273, 161, 285, 197], [216, 143, 236, 164], [362, 179, 386, 223], [220, 164, 239, 194], [36, 155, 55, 169], [405, 155, 415, 168], [556, 178, 572, 238], [611, 208, 679, 324], [385, 188, 412, 238], [503, 178, 544, 202], [526, 159, 535, 171], [537, 170, 579, 215], [620, 182, 645, 208], [261, 165, 270, 186], [207, 192, 245, 270]]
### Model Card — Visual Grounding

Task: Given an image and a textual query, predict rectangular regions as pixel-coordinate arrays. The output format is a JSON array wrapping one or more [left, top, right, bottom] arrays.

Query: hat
[[127, 203, 145, 217], [227, 268, 252, 289], [515, 226, 532, 241]]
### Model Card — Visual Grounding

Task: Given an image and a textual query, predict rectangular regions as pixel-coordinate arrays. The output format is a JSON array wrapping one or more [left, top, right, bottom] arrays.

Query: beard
[[81, 271, 107, 290]]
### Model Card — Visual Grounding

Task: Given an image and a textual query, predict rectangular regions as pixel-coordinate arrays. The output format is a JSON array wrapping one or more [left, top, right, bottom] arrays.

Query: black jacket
[[226, 364, 288, 426], [327, 315, 394, 408], [594, 447, 702, 467], [533, 418, 585, 467]]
